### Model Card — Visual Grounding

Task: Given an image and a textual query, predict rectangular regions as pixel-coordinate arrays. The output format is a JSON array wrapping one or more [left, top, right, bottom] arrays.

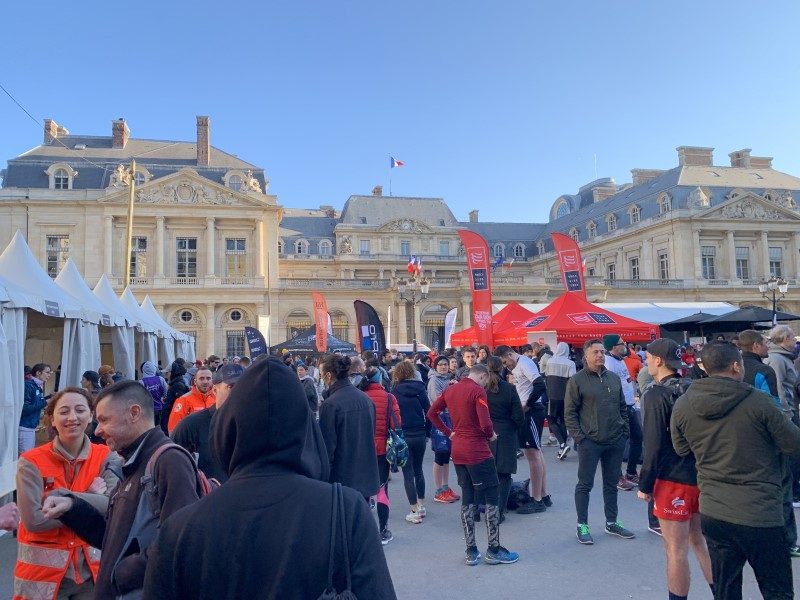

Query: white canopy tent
[[92, 276, 140, 380], [0, 279, 22, 496], [140, 296, 177, 367], [120, 288, 160, 369]]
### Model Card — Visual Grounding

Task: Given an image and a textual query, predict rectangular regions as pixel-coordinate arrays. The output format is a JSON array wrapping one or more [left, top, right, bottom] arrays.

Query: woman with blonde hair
[[14, 387, 120, 600]]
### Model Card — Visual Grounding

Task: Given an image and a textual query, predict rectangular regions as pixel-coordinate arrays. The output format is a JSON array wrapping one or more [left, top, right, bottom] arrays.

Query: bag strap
[[324, 482, 338, 592], [385, 392, 398, 430], [336, 482, 353, 592], [142, 442, 203, 504]]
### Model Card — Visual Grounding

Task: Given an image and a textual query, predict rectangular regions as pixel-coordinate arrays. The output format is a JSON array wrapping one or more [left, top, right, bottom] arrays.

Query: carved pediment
[[377, 218, 433, 233], [697, 192, 800, 221], [100, 168, 268, 207]]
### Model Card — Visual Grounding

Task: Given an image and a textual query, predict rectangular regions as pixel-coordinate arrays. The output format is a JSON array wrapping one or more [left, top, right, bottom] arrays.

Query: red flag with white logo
[[311, 292, 329, 353], [458, 230, 494, 348], [551, 233, 587, 300]]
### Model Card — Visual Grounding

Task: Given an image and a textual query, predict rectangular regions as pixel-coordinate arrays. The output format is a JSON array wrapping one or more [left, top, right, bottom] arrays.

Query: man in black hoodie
[[143, 357, 397, 599], [671, 341, 800, 600]]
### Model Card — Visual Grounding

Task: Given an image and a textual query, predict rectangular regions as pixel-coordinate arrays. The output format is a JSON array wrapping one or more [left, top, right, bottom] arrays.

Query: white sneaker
[[405, 511, 422, 524], [417, 505, 426, 518]]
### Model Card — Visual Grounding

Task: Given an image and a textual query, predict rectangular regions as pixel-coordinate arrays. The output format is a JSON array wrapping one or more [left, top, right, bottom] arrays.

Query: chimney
[[196, 116, 210, 166], [44, 119, 59, 144], [676, 146, 714, 167], [630, 168, 666, 186], [728, 148, 751, 168], [112, 119, 130, 149], [469, 209, 479, 223], [372, 185, 383, 196], [750, 155, 773, 169], [320, 205, 336, 218]]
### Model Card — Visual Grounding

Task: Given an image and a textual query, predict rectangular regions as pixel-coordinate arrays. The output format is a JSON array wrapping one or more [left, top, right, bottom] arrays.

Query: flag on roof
[[504, 258, 515, 269], [390, 157, 405, 168], [407, 255, 416, 273], [492, 255, 504, 272]]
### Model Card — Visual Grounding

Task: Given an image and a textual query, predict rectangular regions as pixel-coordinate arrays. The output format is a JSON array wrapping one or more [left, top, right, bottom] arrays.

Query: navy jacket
[[391, 379, 431, 437]]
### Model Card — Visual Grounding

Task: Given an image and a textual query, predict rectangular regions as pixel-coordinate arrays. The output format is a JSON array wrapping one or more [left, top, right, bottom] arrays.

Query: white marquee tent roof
[[141, 296, 188, 341], [120, 288, 167, 337], [92, 275, 142, 330], [55, 259, 128, 327]]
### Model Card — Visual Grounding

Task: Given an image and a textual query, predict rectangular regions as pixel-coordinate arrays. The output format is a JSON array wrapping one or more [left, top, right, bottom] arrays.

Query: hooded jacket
[[764, 343, 798, 418], [143, 358, 397, 600], [544, 342, 576, 408], [741, 350, 780, 407], [140, 361, 167, 412], [671, 376, 800, 527], [391, 378, 430, 437]]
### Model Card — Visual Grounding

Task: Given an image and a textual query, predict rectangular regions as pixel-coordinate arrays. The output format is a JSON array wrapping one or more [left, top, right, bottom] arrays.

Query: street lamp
[[397, 272, 432, 353], [758, 276, 789, 324]]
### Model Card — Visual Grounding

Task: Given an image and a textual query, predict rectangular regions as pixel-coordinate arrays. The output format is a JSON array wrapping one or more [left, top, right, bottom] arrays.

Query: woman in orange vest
[[14, 387, 120, 600]]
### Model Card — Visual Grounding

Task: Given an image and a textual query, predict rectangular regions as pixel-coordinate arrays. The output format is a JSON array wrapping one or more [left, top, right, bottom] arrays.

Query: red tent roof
[[493, 293, 658, 346], [449, 302, 538, 347]]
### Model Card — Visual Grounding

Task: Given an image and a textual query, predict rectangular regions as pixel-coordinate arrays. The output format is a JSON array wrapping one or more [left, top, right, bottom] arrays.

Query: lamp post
[[758, 276, 789, 325], [397, 272, 432, 353]]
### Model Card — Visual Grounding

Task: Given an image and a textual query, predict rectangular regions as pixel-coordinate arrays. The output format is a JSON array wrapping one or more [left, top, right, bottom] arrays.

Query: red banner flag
[[458, 230, 494, 348], [311, 292, 329, 353], [551, 233, 587, 300]]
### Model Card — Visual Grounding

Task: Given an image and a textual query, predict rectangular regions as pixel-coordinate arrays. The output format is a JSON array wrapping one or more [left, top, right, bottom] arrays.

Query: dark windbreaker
[[143, 358, 396, 600]]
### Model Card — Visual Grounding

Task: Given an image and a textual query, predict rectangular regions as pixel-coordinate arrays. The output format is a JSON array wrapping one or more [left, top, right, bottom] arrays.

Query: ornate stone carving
[[377, 218, 433, 233], [338, 236, 352, 254], [244, 170, 262, 193], [777, 190, 797, 209], [109, 164, 129, 187], [136, 180, 236, 205], [719, 199, 781, 220], [687, 186, 710, 209]]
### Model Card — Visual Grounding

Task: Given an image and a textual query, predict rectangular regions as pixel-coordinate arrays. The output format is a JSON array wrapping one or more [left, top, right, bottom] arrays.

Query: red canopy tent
[[449, 302, 538, 347], [493, 293, 658, 346]]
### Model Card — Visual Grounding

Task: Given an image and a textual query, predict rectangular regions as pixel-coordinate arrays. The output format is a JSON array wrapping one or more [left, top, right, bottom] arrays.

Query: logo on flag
[[560, 250, 579, 268], [525, 316, 549, 327], [568, 313, 593, 325], [588, 312, 615, 324], [474, 310, 492, 330], [390, 157, 404, 168]]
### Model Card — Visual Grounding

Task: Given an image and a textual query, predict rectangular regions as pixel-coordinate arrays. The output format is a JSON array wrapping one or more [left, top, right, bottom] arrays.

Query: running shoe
[[434, 491, 450, 503], [557, 445, 571, 460], [516, 449, 524, 459], [793, 499, 800, 509], [617, 476, 635, 491], [605, 521, 635, 539], [417, 506, 426, 518], [542, 495, 553, 508], [544, 435, 558, 447], [444, 488, 460, 502], [465, 546, 481, 566], [576, 523, 594, 545], [484, 545, 519, 564], [790, 546, 800, 558], [625, 473, 640, 485], [648, 524, 663, 537], [516, 500, 546, 514], [380, 529, 393, 545], [405, 511, 422, 524]]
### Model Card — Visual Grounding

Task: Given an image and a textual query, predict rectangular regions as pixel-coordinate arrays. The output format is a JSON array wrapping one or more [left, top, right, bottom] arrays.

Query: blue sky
[[1, 1, 799, 223]]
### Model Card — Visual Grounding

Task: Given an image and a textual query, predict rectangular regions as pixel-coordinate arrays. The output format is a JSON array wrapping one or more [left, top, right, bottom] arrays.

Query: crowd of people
[[3, 328, 800, 599]]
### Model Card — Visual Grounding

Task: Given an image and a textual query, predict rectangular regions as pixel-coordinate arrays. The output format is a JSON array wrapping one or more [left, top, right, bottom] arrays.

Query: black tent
[[660, 312, 715, 331], [270, 325, 356, 355], [699, 306, 800, 326]]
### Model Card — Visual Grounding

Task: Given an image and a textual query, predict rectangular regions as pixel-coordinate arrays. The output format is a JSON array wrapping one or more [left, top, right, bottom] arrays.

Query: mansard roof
[[339, 195, 460, 227]]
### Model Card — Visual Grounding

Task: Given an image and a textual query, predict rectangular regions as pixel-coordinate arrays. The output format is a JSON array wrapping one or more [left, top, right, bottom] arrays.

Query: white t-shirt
[[511, 354, 543, 407], [605, 353, 635, 406]]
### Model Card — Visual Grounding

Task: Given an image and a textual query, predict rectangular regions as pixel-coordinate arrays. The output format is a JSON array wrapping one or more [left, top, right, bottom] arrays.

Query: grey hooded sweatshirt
[[671, 376, 800, 527], [764, 343, 798, 418]]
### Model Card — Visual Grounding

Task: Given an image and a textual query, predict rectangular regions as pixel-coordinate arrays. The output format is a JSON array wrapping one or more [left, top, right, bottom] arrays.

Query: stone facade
[[2, 119, 799, 358]]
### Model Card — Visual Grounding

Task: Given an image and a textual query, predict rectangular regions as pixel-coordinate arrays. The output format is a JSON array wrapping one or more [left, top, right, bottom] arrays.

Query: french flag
[[407, 255, 416, 273], [415, 256, 422, 276], [390, 157, 405, 168]]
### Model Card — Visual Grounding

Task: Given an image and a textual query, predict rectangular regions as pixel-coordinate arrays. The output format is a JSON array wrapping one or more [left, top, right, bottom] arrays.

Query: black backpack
[[506, 479, 532, 511]]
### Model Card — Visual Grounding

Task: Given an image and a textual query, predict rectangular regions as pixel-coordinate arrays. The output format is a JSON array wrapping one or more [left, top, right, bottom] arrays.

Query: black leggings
[[547, 396, 568, 445], [376, 454, 390, 532], [498, 473, 512, 514], [401, 432, 426, 505]]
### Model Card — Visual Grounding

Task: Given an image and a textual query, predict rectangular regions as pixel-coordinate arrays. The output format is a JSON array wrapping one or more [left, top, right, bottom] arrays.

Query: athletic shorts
[[652, 479, 700, 522], [454, 458, 500, 491], [434, 450, 451, 466], [521, 402, 546, 449]]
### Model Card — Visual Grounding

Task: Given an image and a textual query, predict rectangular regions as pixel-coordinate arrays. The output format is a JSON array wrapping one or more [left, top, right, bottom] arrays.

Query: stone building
[[2, 117, 798, 357]]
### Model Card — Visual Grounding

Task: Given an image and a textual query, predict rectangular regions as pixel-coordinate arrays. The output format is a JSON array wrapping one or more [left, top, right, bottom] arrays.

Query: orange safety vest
[[14, 440, 110, 600]]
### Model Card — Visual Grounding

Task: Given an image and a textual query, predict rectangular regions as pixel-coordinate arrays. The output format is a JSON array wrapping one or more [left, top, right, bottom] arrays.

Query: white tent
[[120, 288, 159, 369], [0, 280, 22, 496], [141, 296, 177, 366], [92, 275, 139, 380]]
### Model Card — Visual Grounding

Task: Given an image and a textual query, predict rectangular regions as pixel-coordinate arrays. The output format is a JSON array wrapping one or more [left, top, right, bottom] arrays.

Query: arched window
[[286, 309, 312, 339], [658, 193, 672, 214], [295, 239, 309, 254], [536, 241, 545, 255], [569, 228, 579, 242], [629, 205, 641, 224], [46, 163, 77, 190], [329, 310, 350, 342], [556, 201, 570, 219], [513, 243, 525, 258], [319, 240, 332, 255], [277, 239, 284, 254], [587, 221, 597, 239], [493, 244, 505, 258], [228, 175, 243, 192], [54, 169, 69, 190], [606, 214, 617, 232]]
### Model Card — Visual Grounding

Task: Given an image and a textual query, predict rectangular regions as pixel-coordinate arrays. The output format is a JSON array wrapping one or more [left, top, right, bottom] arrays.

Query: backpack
[[112, 444, 218, 599], [506, 479, 532, 511], [384, 393, 409, 473]]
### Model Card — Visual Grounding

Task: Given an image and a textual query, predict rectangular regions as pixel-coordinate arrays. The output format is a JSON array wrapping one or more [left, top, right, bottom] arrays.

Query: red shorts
[[652, 479, 700, 522]]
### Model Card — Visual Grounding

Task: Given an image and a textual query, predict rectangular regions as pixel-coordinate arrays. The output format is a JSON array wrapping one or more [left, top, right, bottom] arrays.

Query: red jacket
[[364, 382, 402, 456], [427, 377, 494, 465]]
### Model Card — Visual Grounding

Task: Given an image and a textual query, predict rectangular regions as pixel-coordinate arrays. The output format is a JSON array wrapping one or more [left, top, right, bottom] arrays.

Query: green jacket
[[671, 376, 800, 528], [564, 366, 629, 445]]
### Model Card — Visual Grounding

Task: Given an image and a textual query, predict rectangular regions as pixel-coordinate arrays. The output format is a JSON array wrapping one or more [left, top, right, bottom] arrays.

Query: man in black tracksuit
[[637, 339, 713, 600]]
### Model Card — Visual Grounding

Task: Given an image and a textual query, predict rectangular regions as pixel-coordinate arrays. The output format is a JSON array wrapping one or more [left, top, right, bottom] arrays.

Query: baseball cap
[[213, 363, 244, 385], [646, 338, 682, 370]]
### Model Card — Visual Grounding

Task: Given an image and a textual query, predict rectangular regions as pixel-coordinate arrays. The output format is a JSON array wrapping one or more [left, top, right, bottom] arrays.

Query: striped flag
[[390, 157, 405, 168], [415, 256, 422, 276], [407, 255, 416, 273]]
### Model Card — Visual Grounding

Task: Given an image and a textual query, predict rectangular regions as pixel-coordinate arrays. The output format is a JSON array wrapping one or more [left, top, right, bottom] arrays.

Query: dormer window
[[606, 214, 617, 232], [493, 243, 505, 258], [513, 243, 525, 258], [587, 221, 597, 239], [536, 241, 545, 255], [319, 240, 333, 255], [295, 239, 309, 254], [658, 193, 672, 214], [54, 169, 69, 189], [228, 175, 243, 191], [629, 205, 641, 224], [45, 163, 77, 190], [569, 228, 579, 242], [556, 201, 570, 219]]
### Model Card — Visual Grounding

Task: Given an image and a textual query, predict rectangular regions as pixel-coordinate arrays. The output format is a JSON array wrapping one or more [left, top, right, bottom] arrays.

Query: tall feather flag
[[354, 300, 386, 353], [551, 232, 587, 299], [311, 292, 329, 352]]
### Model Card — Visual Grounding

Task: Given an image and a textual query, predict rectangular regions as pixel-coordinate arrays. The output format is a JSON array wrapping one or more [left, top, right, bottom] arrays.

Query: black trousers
[[624, 405, 642, 477], [575, 437, 624, 524], [376, 454, 390, 532], [701, 514, 793, 600], [547, 395, 568, 446], [401, 432, 427, 505]]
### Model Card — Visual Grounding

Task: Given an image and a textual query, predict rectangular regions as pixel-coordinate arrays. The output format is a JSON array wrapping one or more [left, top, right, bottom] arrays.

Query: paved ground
[[0, 439, 798, 599]]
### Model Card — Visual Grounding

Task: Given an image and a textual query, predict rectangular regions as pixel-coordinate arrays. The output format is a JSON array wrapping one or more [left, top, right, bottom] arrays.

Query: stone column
[[461, 298, 472, 328], [616, 249, 624, 279], [760, 231, 770, 279], [206, 217, 216, 277], [104, 216, 113, 275], [692, 229, 703, 280], [641, 240, 654, 279], [155, 216, 165, 277], [205, 303, 216, 357], [256, 218, 266, 278], [726, 231, 737, 281], [398, 301, 408, 344]]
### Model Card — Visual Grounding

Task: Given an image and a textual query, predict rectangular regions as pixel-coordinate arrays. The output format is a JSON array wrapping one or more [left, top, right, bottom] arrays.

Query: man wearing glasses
[[20, 363, 52, 455], [171, 363, 242, 483], [603, 334, 642, 491]]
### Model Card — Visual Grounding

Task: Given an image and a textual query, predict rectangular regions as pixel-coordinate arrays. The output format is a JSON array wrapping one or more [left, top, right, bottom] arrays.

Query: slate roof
[[339, 195, 460, 226], [2, 135, 267, 190]]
